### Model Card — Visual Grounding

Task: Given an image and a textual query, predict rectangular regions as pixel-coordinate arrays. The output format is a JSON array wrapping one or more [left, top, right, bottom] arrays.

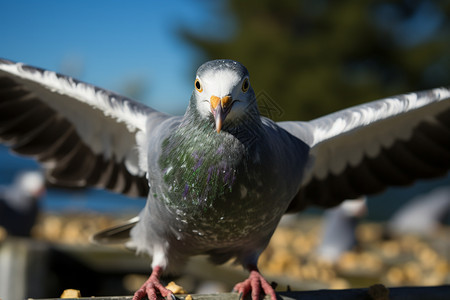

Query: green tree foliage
[[183, 0, 450, 121]]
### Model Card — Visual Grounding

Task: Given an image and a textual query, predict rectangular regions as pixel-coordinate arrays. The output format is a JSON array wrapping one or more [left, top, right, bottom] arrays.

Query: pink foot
[[133, 266, 175, 300], [233, 267, 277, 300]]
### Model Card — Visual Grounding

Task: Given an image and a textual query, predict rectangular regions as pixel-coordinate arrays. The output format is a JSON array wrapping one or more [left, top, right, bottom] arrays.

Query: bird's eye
[[241, 78, 249, 93], [195, 79, 203, 92]]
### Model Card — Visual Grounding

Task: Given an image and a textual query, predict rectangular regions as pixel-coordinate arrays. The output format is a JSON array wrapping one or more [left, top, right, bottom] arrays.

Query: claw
[[132, 266, 174, 300], [233, 267, 277, 300]]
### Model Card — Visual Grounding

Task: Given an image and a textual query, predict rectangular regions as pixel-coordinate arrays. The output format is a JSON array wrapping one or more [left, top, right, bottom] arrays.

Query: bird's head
[[192, 59, 257, 133]]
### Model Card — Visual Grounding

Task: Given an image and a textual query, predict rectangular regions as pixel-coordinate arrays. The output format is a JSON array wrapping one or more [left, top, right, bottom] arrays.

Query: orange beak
[[210, 95, 232, 133]]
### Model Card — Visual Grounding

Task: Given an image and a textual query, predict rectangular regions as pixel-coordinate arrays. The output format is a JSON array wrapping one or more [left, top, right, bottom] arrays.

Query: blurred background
[[0, 0, 449, 299]]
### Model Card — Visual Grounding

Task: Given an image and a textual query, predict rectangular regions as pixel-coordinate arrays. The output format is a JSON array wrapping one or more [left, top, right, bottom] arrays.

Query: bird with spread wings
[[0, 58, 449, 300]]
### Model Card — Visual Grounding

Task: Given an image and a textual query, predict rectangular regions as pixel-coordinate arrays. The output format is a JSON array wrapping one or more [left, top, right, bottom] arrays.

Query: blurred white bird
[[0, 170, 45, 236], [316, 197, 367, 263], [388, 186, 450, 235]]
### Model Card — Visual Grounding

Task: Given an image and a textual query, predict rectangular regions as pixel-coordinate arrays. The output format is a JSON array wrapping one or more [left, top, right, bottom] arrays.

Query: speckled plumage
[[130, 60, 308, 273]]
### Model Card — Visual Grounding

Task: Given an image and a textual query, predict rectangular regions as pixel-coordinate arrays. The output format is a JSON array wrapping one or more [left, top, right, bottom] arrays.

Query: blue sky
[[1, 0, 230, 114]]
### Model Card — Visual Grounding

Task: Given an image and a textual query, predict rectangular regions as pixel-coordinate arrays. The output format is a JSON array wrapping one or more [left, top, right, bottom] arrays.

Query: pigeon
[[0, 58, 449, 300], [387, 186, 450, 235], [0, 170, 44, 236], [316, 197, 367, 263]]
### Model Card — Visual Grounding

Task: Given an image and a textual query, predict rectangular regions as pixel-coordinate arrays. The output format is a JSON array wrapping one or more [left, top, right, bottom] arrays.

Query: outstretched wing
[[0, 59, 170, 197], [279, 87, 450, 211]]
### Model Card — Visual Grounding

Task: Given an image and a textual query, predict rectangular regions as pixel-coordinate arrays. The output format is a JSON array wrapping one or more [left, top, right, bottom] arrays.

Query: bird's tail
[[90, 216, 139, 246]]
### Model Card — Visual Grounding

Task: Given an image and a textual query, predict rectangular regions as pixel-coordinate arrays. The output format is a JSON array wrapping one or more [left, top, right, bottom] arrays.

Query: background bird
[[0, 170, 45, 237], [0, 58, 449, 300], [316, 197, 367, 263], [387, 186, 450, 236]]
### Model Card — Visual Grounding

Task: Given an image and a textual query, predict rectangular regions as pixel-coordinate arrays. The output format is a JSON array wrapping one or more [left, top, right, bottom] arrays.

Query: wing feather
[[0, 59, 169, 197], [280, 87, 450, 211]]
